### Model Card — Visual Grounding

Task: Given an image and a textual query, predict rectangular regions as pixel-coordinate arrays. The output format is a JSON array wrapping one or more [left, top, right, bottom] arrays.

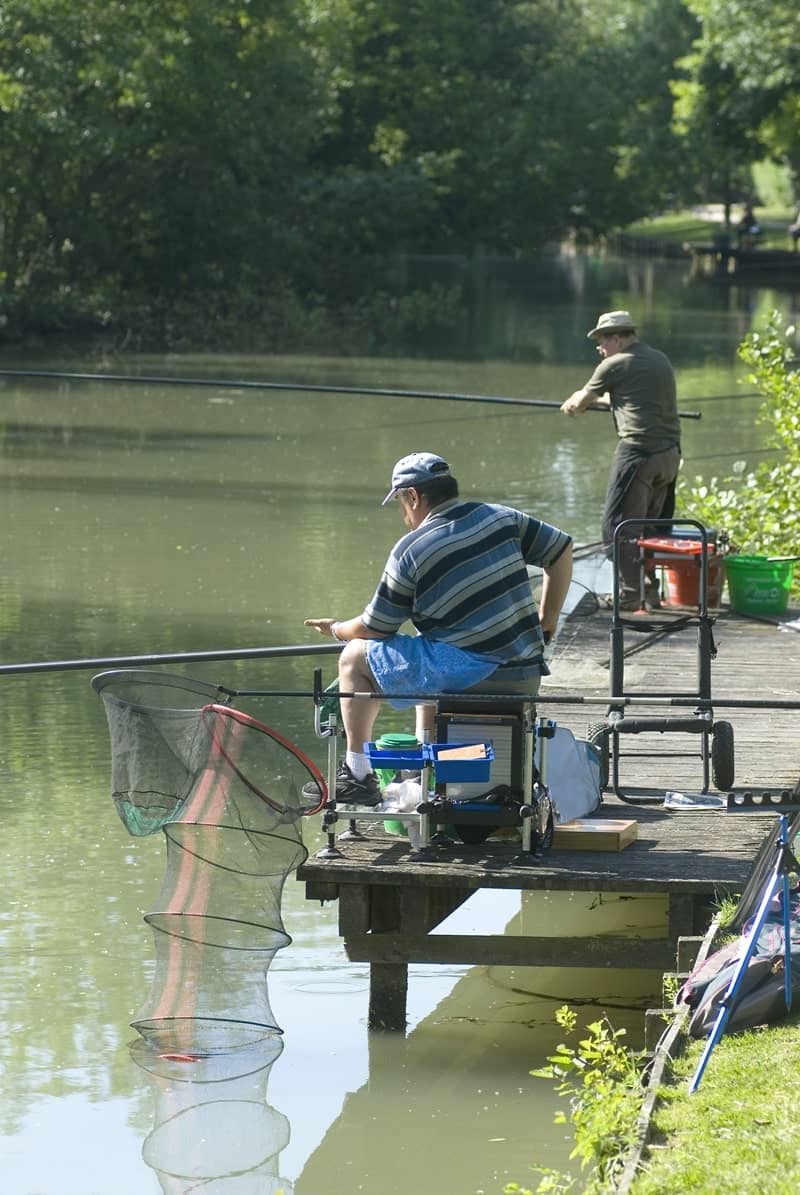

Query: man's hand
[[304, 617, 339, 639], [560, 389, 590, 416]]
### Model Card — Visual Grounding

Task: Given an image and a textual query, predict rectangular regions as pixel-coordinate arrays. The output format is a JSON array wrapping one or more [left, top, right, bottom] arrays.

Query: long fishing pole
[[0, 367, 703, 420], [4, 634, 800, 710], [0, 642, 341, 677]]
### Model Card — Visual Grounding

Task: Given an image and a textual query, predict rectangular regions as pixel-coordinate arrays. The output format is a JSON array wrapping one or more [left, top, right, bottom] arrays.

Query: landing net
[[92, 669, 327, 1056]]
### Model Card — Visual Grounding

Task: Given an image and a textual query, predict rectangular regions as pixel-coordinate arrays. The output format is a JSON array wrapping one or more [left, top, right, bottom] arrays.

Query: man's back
[[589, 341, 679, 451], [363, 498, 570, 665]]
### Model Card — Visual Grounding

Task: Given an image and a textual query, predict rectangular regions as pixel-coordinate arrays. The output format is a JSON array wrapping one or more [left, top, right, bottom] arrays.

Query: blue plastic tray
[[364, 742, 424, 771], [364, 741, 494, 782], [427, 742, 494, 782]]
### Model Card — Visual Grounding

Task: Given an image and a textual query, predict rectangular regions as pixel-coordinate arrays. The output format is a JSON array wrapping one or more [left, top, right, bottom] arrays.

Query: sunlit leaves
[[680, 312, 800, 568]]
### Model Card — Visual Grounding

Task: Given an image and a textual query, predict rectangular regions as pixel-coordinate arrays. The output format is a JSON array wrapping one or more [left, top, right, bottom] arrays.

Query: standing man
[[560, 310, 680, 610], [304, 452, 573, 805]]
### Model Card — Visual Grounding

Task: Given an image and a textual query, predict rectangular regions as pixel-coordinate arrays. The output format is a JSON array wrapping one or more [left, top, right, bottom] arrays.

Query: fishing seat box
[[431, 699, 534, 835]]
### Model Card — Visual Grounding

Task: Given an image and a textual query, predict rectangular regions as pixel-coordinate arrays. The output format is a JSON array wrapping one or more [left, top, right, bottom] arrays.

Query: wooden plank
[[344, 933, 676, 970], [668, 893, 702, 940], [338, 885, 370, 936], [303, 880, 339, 903], [552, 817, 638, 851], [298, 809, 771, 894]]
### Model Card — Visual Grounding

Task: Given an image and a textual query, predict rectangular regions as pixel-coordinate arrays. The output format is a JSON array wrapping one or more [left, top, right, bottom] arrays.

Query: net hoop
[[201, 703, 327, 815], [91, 668, 231, 710]]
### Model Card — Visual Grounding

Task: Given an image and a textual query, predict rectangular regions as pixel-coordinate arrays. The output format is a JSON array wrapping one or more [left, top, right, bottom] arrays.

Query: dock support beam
[[368, 963, 408, 1031]]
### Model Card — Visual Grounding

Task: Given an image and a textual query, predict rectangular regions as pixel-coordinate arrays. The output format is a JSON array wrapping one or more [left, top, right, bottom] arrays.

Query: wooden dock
[[687, 242, 800, 275], [297, 600, 800, 1028]]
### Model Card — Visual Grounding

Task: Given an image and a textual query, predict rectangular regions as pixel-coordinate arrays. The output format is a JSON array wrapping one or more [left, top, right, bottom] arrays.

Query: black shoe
[[302, 762, 382, 807], [334, 762, 382, 806]]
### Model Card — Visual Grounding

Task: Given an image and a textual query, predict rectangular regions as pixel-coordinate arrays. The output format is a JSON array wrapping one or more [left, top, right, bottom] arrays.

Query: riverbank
[[618, 203, 799, 256], [509, 589, 800, 1195], [626, 1009, 800, 1194]]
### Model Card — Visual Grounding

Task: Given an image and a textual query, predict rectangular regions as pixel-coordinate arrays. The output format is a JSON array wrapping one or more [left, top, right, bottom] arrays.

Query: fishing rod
[[0, 367, 703, 420], [3, 637, 799, 710], [0, 642, 340, 678]]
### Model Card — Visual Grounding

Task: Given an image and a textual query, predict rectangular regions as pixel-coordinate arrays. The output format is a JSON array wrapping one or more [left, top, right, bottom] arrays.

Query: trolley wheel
[[587, 722, 610, 790], [711, 720, 735, 791]]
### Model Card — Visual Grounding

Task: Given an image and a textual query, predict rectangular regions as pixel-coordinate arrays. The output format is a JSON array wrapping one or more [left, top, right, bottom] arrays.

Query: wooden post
[[368, 885, 407, 1031], [368, 963, 408, 1031]]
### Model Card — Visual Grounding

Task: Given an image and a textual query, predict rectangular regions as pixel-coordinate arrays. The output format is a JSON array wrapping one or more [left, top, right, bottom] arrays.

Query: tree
[[310, 0, 695, 257], [0, 0, 338, 325], [677, 1, 800, 202]]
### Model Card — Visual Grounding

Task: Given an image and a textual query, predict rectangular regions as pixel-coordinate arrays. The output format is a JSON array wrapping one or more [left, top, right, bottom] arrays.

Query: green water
[[0, 253, 796, 1194]]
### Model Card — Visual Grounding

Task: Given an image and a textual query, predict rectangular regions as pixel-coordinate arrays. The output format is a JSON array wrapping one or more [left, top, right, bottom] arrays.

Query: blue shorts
[[365, 634, 536, 710]]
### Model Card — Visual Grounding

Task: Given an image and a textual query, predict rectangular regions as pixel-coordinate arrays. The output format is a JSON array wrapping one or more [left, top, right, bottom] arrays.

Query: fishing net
[[92, 669, 327, 1057], [92, 670, 233, 836]]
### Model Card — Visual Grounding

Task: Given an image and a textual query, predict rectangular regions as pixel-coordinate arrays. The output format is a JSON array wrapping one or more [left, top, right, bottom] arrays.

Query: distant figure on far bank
[[736, 202, 761, 249], [788, 209, 800, 251], [560, 310, 680, 611]]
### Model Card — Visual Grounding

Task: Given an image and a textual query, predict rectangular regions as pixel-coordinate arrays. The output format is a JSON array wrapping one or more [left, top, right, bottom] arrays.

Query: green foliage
[[680, 312, 800, 570], [679, 1, 800, 195], [0, 0, 703, 343], [506, 1005, 645, 1195], [751, 158, 795, 209]]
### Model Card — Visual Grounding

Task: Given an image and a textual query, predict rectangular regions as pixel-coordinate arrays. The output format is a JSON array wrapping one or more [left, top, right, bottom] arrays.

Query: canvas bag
[[545, 726, 603, 823]]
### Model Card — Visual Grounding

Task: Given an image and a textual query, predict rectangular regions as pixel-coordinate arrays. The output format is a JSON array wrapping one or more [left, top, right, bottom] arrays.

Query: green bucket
[[375, 733, 421, 836], [725, 554, 796, 615]]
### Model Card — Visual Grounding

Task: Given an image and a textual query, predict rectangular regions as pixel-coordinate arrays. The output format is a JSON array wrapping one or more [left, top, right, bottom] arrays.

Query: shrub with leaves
[[505, 1005, 645, 1195], [680, 312, 800, 583]]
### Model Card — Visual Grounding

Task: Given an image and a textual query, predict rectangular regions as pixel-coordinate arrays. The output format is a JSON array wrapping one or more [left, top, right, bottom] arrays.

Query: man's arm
[[538, 542, 573, 641], [560, 387, 611, 416], [304, 615, 388, 642]]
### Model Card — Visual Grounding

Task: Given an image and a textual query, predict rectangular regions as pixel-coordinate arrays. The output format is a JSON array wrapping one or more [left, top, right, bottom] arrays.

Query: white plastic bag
[[545, 727, 602, 823], [380, 779, 423, 812]]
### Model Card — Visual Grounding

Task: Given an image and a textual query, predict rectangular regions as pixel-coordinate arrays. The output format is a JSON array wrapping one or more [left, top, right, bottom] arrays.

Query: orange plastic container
[[637, 537, 725, 609]]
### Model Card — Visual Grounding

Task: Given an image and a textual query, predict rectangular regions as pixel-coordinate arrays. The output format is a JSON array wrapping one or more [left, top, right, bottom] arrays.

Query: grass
[[630, 1014, 800, 1195], [624, 214, 725, 244], [624, 206, 798, 251]]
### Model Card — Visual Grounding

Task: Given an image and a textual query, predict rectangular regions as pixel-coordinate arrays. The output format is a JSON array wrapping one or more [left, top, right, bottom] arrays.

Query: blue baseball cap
[[381, 452, 451, 505]]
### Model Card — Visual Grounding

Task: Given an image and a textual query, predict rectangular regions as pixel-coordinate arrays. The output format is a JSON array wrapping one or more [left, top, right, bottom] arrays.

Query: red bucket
[[637, 537, 724, 609], [663, 555, 724, 608]]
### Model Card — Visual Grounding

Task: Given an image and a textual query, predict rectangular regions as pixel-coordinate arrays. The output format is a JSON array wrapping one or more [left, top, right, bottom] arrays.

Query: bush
[[680, 312, 800, 587]]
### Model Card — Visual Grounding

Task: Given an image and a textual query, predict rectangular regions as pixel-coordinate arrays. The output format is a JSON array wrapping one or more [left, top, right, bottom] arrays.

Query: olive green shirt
[[585, 340, 679, 452]]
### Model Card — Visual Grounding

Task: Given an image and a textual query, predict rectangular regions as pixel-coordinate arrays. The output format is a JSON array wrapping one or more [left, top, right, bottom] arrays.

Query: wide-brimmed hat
[[587, 310, 637, 340], [381, 452, 451, 505]]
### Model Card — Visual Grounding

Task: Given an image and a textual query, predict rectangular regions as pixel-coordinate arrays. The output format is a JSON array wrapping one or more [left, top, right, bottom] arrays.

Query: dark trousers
[[602, 442, 681, 593]]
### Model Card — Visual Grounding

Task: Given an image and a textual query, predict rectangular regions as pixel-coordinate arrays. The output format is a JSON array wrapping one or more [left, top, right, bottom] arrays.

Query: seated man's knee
[[339, 639, 376, 689]]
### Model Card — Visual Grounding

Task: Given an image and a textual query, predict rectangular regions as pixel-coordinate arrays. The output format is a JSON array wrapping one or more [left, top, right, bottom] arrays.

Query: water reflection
[[133, 1038, 293, 1194]]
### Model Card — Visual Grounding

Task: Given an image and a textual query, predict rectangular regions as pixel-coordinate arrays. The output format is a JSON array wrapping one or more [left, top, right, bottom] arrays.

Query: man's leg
[[338, 640, 383, 795], [415, 703, 436, 741], [617, 446, 680, 601]]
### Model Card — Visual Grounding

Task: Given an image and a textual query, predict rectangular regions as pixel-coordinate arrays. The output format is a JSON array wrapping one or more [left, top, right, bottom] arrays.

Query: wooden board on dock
[[553, 817, 637, 851]]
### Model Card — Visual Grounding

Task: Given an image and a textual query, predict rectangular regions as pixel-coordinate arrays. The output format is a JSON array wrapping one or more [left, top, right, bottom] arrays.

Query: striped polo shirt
[[361, 499, 572, 670]]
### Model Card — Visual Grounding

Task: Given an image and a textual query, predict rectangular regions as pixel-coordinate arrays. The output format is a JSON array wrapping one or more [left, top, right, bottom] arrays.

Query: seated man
[[304, 451, 573, 804]]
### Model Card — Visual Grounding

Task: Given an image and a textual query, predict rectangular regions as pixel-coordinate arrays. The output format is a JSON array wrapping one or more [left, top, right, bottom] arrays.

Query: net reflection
[[132, 1037, 293, 1194]]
